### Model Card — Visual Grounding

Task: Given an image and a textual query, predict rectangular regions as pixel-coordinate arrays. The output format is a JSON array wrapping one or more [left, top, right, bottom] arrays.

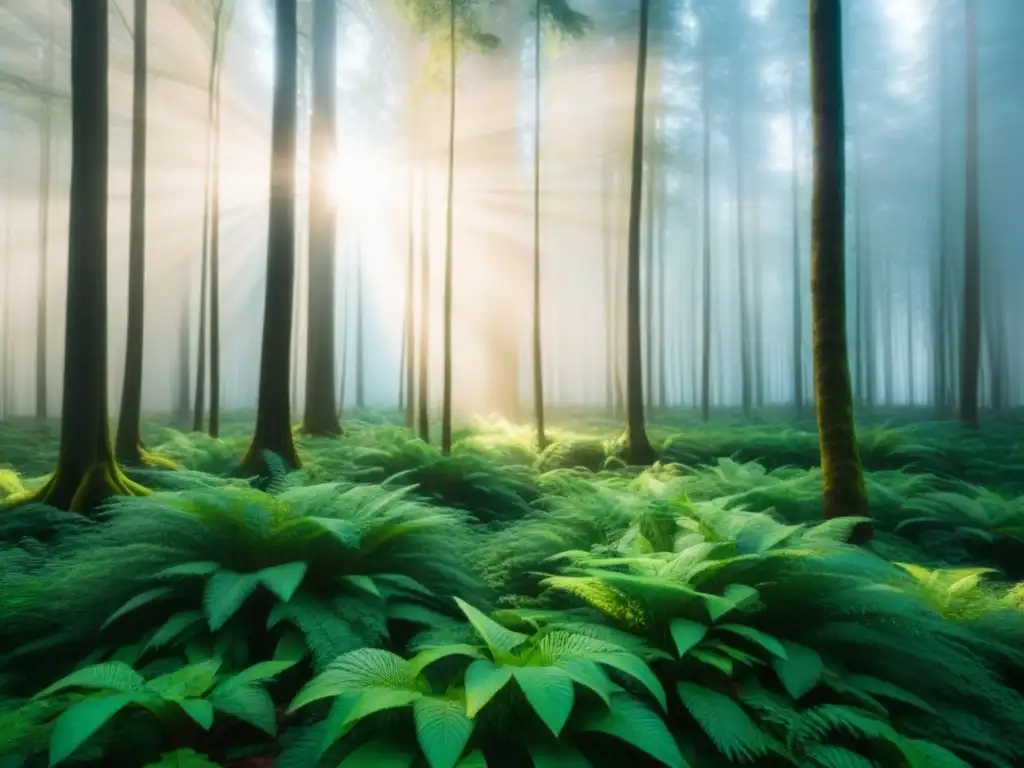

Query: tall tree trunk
[[656, 161, 667, 410], [882, 259, 894, 404], [403, 152, 416, 429], [176, 298, 191, 425], [643, 157, 654, 407], [959, 0, 980, 427], [809, 0, 870, 536], [35, 0, 56, 420], [355, 237, 365, 410], [906, 265, 916, 405], [193, 6, 223, 433], [933, 0, 949, 414], [209, 66, 223, 438], [440, 0, 457, 454], [790, 58, 804, 417], [417, 169, 431, 442], [752, 170, 765, 409], [700, 31, 712, 422], [301, 0, 342, 436], [8, 0, 147, 511], [2, 180, 12, 417], [115, 0, 150, 465], [602, 154, 614, 415], [623, 0, 655, 463], [532, 0, 546, 449], [862, 215, 876, 408], [241, 0, 300, 473], [735, 93, 752, 417], [338, 251, 349, 415]]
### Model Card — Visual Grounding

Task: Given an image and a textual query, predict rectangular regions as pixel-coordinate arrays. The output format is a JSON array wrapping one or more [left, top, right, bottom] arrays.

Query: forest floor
[[1, 410, 1023, 767]]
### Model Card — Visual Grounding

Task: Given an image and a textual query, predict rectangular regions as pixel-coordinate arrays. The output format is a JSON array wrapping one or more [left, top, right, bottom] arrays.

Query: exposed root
[[0, 460, 150, 514]]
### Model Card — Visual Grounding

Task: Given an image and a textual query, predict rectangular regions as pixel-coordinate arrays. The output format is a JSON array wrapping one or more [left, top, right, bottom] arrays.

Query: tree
[[417, 170, 431, 443], [301, 0, 343, 436], [241, 0, 301, 474], [699, 22, 712, 423], [808, 0, 870, 536], [960, 0, 980, 428], [440, 0, 457, 455], [622, 0, 656, 464], [531, 0, 546, 450], [3, 0, 148, 512], [35, 0, 56, 420], [790, 52, 805, 416], [1, 169, 11, 418]]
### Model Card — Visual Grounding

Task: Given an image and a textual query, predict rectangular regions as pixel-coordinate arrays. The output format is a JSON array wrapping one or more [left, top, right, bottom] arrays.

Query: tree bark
[[440, 0, 457, 455], [301, 0, 342, 436], [623, 0, 656, 463], [115, 0, 150, 465], [959, 0, 981, 427], [2, 178, 12, 417], [809, 0, 870, 534], [241, 0, 300, 473]]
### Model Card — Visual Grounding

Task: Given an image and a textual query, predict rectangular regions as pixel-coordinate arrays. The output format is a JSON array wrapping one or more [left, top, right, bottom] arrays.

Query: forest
[[1, 0, 1023, 766]]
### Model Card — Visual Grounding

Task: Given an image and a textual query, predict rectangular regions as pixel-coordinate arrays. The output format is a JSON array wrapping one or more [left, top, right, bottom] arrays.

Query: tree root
[[0, 460, 150, 514]]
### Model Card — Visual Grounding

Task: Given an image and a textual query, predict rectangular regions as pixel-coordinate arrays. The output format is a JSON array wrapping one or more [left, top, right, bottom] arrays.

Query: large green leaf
[[896, 739, 972, 768], [512, 666, 575, 736], [669, 619, 708, 657], [339, 740, 417, 767], [717, 625, 787, 660], [226, 660, 297, 687], [578, 693, 686, 768], [529, 744, 592, 768], [464, 660, 513, 717], [204, 570, 262, 631], [36, 662, 145, 698], [102, 587, 175, 629], [454, 598, 529, 657], [676, 682, 770, 763], [408, 644, 485, 679], [154, 561, 220, 579], [772, 641, 822, 700], [586, 652, 666, 711], [257, 562, 308, 602], [146, 660, 221, 699], [414, 696, 474, 768], [142, 749, 222, 768], [802, 745, 877, 768], [340, 688, 424, 729], [49, 693, 141, 766], [289, 648, 416, 713], [171, 698, 214, 730], [456, 752, 487, 767], [210, 683, 277, 735], [145, 611, 205, 652], [556, 659, 615, 707]]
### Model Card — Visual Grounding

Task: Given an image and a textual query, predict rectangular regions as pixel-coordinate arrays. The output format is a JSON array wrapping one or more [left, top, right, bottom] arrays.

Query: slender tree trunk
[[863, 216, 876, 408], [700, 33, 712, 422], [907, 265, 916, 405], [853, 131, 864, 403], [2, 179, 12, 417], [417, 169, 431, 442], [602, 154, 614, 415], [241, 0, 300, 473], [11, 0, 147, 511], [35, 1, 56, 420], [791, 59, 804, 417], [960, 0, 980, 427], [209, 66, 223, 438], [809, 0, 870, 536], [644, 157, 654, 407], [933, 0, 949, 414], [403, 153, 416, 428], [338, 250, 349, 415], [752, 171, 765, 410], [532, 0, 546, 449], [115, 0, 149, 465], [355, 237, 365, 410], [735, 94, 752, 417], [882, 258, 894, 405], [176, 299, 191, 424], [301, 0, 342, 436], [440, 0, 457, 454], [623, 0, 655, 463]]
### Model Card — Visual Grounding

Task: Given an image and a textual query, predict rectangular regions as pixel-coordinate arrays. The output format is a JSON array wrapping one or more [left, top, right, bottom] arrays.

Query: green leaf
[[587, 652, 667, 711], [154, 561, 220, 578], [102, 587, 175, 629], [172, 698, 214, 730], [772, 641, 823, 699], [896, 738, 972, 768], [842, 675, 937, 715], [288, 648, 416, 713], [579, 693, 686, 768], [669, 619, 708, 657], [676, 682, 770, 762], [49, 693, 140, 766], [707, 584, 760, 621], [512, 666, 574, 736], [717, 625, 787, 660], [556, 659, 615, 707], [258, 562, 308, 602], [146, 659, 221, 699], [145, 611, 205, 652], [210, 683, 277, 735], [341, 688, 423, 729], [414, 696, 474, 768], [274, 628, 310, 663], [343, 574, 380, 596], [408, 644, 485, 678], [339, 740, 417, 767], [454, 598, 529, 656], [464, 659, 513, 717], [802, 745, 877, 768], [226, 660, 296, 687], [529, 744, 592, 768], [456, 752, 487, 767], [142, 749, 222, 768], [204, 570, 261, 631], [36, 662, 145, 698]]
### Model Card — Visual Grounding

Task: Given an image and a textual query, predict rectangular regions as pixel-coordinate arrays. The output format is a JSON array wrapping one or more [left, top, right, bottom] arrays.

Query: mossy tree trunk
[[115, 0, 151, 466], [5, 0, 148, 512], [440, 0, 457, 455], [623, 0, 656, 464], [808, 0, 870, 535], [242, 0, 300, 474], [301, 0, 342, 437], [959, 0, 980, 428], [532, 0, 546, 450]]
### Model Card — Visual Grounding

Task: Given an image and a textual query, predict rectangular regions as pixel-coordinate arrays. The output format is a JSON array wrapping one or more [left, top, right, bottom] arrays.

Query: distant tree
[[440, 0, 457, 454], [531, 0, 546, 450], [808, 0, 870, 537], [355, 237, 365, 411], [301, 0, 343, 436], [699, 23, 712, 423], [417, 169, 431, 442], [241, 0, 301, 473], [35, 0, 56, 420], [790, 53, 805, 417], [960, 0, 980, 428], [4, 0, 148, 512], [1, 170, 11, 418], [402, 151, 416, 429], [623, 0, 656, 464]]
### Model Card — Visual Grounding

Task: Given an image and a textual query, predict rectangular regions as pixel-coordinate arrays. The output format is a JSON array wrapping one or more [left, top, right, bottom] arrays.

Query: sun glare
[[326, 150, 398, 216]]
